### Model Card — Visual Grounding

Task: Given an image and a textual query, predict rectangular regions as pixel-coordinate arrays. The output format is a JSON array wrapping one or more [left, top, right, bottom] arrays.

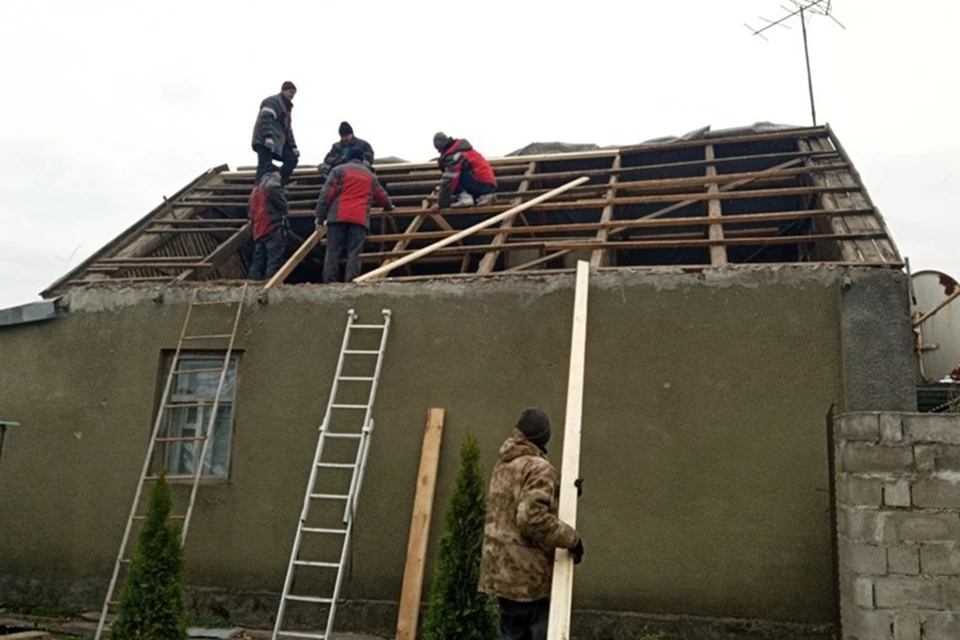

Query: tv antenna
[[744, 0, 846, 126]]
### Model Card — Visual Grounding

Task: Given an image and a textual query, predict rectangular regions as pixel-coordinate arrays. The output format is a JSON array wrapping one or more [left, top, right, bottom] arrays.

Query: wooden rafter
[[704, 145, 727, 266], [589, 154, 621, 269], [478, 161, 537, 274]]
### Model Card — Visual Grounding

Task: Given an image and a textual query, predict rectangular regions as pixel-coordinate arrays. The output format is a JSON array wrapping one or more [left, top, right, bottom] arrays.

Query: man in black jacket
[[251, 81, 300, 185], [318, 121, 374, 178]]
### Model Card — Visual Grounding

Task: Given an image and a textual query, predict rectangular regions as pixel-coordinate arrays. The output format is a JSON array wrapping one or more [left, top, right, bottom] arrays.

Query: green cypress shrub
[[423, 432, 498, 640], [111, 469, 187, 640]]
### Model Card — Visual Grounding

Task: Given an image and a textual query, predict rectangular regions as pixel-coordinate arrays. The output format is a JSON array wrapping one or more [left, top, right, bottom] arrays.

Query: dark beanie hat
[[516, 408, 551, 448], [339, 121, 354, 136], [433, 131, 451, 152], [344, 145, 365, 162], [281, 80, 297, 92]]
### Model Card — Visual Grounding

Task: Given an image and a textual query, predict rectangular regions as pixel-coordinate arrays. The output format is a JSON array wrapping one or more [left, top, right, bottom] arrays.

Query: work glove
[[292, 147, 300, 157], [384, 203, 395, 212], [264, 138, 275, 149], [569, 538, 584, 565], [315, 219, 325, 232], [575, 478, 583, 499]]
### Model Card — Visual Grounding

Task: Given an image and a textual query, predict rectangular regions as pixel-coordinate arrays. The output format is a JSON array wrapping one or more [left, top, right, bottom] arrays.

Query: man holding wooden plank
[[479, 408, 583, 640]]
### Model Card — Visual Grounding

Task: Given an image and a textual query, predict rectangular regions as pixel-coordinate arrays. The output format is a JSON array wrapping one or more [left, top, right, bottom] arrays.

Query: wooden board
[[263, 228, 324, 290], [546, 261, 590, 640], [395, 408, 445, 640]]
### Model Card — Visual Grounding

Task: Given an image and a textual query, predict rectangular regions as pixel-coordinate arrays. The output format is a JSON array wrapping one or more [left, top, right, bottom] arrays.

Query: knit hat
[[516, 408, 551, 449], [339, 121, 354, 136], [433, 131, 451, 153], [281, 81, 297, 92], [344, 145, 365, 163]]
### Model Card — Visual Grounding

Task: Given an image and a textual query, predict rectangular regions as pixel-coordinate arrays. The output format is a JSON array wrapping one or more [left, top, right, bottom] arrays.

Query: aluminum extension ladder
[[95, 284, 248, 640], [273, 308, 392, 640]]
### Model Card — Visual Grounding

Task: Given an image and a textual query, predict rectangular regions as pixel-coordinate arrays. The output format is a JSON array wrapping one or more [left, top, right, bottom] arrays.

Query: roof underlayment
[[42, 123, 902, 297]]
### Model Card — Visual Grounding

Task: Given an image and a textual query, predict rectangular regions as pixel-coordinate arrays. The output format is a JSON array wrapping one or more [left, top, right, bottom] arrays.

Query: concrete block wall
[[837, 412, 960, 640]]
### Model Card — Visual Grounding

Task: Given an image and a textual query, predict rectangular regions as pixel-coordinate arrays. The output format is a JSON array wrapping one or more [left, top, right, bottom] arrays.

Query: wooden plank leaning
[[353, 177, 589, 283]]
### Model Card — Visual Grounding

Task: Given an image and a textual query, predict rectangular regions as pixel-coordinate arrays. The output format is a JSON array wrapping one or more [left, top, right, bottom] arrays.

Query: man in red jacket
[[247, 165, 289, 280], [315, 146, 394, 283], [432, 132, 497, 209]]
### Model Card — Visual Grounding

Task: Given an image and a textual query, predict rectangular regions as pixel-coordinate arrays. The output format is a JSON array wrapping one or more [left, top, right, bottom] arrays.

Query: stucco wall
[[0, 266, 913, 627]]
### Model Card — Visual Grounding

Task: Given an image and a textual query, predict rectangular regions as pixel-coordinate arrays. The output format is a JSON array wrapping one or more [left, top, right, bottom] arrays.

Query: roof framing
[[43, 124, 901, 296]]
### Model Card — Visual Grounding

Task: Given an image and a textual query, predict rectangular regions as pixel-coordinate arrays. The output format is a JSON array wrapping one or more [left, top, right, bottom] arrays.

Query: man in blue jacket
[[251, 81, 300, 185]]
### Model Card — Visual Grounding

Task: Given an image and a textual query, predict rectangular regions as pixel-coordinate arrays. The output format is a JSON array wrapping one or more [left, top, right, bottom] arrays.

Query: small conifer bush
[[422, 432, 498, 640], [111, 469, 187, 640]]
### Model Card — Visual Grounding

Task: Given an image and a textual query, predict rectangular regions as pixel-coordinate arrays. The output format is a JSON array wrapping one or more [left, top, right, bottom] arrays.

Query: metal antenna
[[744, 0, 846, 126]]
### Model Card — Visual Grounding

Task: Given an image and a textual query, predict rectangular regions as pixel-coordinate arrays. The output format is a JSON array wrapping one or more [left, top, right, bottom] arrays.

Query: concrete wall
[[0, 266, 914, 632], [836, 412, 960, 640]]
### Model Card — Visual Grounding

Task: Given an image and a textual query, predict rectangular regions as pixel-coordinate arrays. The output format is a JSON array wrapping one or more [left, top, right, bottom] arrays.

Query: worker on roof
[[480, 408, 583, 640], [251, 81, 300, 186], [318, 122, 375, 178], [247, 165, 289, 280], [315, 146, 394, 284], [432, 132, 497, 209]]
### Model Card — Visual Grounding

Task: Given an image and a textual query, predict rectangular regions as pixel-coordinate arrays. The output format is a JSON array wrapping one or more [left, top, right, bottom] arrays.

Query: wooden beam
[[589, 154, 621, 269], [353, 177, 589, 282], [263, 228, 324, 290], [175, 223, 252, 282], [546, 260, 590, 640], [705, 145, 727, 266], [478, 161, 537, 273], [395, 408, 445, 640]]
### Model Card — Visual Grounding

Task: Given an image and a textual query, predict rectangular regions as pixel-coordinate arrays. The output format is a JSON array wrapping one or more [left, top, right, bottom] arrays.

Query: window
[[161, 353, 239, 479]]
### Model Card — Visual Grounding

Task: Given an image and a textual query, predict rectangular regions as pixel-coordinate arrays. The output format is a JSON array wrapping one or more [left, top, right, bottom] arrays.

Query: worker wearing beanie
[[431, 131, 497, 209], [318, 121, 375, 178], [250, 81, 300, 185], [480, 408, 584, 640], [314, 145, 393, 283]]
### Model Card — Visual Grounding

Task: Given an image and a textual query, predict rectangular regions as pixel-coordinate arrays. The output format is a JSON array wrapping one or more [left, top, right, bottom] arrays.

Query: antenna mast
[[744, 0, 846, 126]]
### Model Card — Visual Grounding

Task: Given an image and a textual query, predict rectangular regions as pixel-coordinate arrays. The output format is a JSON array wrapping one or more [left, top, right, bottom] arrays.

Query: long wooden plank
[[479, 161, 537, 273], [176, 223, 252, 282], [705, 145, 727, 266], [395, 408, 445, 640], [589, 154, 621, 269], [353, 177, 589, 282], [263, 228, 324, 290], [546, 260, 590, 640]]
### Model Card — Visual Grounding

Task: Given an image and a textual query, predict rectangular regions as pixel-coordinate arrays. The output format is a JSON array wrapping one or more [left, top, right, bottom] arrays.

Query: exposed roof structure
[[43, 123, 902, 297]]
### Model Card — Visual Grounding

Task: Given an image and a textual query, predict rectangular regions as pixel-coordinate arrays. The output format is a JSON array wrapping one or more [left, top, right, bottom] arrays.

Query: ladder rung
[[322, 432, 362, 439], [293, 560, 340, 568], [284, 595, 333, 604], [173, 368, 225, 375], [336, 376, 374, 382], [343, 350, 381, 355], [301, 527, 348, 535], [330, 404, 369, 410], [133, 515, 186, 520], [183, 334, 234, 340], [276, 630, 327, 639], [119, 558, 131, 564], [316, 462, 356, 469], [310, 493, 349, 500], [155, 436, 207, 442], [107, 600, 119, 607], [349, 324, 386, 329]]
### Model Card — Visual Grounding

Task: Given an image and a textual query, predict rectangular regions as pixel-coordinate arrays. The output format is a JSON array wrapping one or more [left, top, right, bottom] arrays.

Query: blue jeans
[[248, 231, 286, 280], [498, 598, 549, 640], [458, 170, 496, 199]]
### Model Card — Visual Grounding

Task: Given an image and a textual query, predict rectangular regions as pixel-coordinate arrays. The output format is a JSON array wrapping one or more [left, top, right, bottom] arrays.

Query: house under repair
[[0, 124, 922, 639]]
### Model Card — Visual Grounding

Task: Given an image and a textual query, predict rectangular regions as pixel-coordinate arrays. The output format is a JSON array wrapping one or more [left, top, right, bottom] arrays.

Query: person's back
[[247, 167, 288, 280], [480, 408, 582, 640]]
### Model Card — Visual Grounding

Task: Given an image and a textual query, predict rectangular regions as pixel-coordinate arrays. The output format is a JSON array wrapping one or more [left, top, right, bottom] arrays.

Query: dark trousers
[[458, 170, 497, 198], [248, 231, 286, 280], [498, 598, 549, 640], [323, 222, 367, 283], [255, 145, 299, 185]]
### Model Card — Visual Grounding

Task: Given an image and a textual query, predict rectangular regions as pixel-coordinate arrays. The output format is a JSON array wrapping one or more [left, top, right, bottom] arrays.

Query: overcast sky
[[1, 0, 957, 308]]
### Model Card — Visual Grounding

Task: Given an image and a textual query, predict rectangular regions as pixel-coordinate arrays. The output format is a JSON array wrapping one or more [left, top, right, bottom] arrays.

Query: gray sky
[[1, 0, 957, 309]]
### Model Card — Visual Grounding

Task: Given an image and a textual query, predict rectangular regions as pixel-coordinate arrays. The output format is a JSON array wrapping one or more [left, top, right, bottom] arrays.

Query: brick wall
[[836, 412, 960, 640]]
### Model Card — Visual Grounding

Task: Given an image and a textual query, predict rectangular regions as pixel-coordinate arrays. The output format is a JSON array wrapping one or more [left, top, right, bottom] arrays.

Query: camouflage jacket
[[479, 431, 579, 602]]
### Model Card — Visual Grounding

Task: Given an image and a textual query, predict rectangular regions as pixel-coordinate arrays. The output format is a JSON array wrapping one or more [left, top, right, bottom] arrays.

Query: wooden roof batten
[[42, 124, 902, 297]]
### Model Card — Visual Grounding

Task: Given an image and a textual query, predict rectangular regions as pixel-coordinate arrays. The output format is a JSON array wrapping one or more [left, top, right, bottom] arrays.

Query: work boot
[[476, 193, 497, 207], [450, 192, 475, 208]]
